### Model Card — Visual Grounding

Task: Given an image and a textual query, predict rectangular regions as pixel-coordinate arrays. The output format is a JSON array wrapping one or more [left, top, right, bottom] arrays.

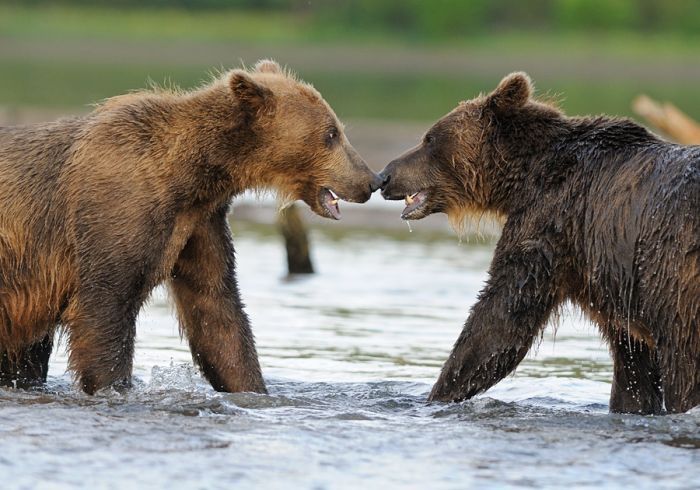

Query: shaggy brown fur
[[0, 60, 381, 394], [379, 73, 699, 414]]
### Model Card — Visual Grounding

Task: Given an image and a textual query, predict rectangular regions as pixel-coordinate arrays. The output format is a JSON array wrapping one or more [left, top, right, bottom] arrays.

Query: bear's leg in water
[[170, 205, 266, 394], [609, 334, 662, 414], [661, 338, 700, 413], [0, 333, 54, 388], [429, 236, 557, 402], [64, 289, 139, 395]]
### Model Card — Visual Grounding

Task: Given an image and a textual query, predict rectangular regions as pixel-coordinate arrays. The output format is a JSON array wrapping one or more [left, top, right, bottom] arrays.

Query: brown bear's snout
[[348, 168, 382, 202], [312, 147, 382, 220], [335, 145, 382, 202]]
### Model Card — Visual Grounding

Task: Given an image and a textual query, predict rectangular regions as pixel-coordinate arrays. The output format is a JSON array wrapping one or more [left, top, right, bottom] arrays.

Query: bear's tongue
[[402, 191, 427, 218], [322, 188, 341, 220]]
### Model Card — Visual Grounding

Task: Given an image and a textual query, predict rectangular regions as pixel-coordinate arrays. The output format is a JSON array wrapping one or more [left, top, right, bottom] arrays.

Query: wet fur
[[381, 73, 699, 414], [0, 60, 378, 394]]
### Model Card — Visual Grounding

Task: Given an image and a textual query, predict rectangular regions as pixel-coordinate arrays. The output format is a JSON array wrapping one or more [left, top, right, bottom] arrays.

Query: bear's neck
[[158, 87, 276, 206], [488, 112, 659, 214]]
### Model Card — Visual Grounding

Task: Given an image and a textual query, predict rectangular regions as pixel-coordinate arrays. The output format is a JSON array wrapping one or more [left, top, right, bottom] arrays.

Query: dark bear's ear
[[487, 72, 533, 111], [254, 59, 282, 74], [228, 70, 274, 118]]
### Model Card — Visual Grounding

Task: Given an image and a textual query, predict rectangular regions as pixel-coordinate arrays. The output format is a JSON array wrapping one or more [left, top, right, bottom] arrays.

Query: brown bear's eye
[[326, 127, 339, 146], [424, 134, 434, 145]]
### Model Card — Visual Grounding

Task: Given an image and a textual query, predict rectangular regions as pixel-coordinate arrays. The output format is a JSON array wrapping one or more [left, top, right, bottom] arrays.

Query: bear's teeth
[[329, 199, 338, 205], [329, 189, 339, 200], [405, 194, 414, 205]]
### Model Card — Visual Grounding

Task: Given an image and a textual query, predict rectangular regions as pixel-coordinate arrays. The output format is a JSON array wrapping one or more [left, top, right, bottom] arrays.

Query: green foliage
[[0, 0, 699, 37], [313, 0, 490, 38], [2, 58, 699, 122], [554, 0, 640, 30], [0, 0, 295, 9], [0, 2, 698, 122], [0, 5, 310, 42]]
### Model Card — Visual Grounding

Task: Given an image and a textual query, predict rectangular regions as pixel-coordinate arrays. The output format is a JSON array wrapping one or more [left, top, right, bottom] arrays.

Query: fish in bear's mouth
[[401, 190, 429, 219]]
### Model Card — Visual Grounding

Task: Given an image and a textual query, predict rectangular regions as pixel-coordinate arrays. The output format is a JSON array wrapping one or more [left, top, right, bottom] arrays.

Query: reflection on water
[[1, 225, 698, 489]]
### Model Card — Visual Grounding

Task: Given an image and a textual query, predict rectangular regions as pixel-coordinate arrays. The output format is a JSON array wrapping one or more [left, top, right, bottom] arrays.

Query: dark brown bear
[[0, 60, 381, 394], [379, 73, 699, 414]]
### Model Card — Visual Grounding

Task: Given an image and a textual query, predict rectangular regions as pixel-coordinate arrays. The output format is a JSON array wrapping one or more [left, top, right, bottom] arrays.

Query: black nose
[[378, 171, 391, 190], [369, 173, 384, 192]]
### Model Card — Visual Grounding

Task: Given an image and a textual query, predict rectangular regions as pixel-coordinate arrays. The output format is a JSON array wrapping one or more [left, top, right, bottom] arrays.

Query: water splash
[[1, 229, 697, 489]]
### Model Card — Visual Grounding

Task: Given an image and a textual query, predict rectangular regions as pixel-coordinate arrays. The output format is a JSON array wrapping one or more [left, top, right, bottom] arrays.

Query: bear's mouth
[[402, 190, 429, 220], [320, 187, 342, 220]]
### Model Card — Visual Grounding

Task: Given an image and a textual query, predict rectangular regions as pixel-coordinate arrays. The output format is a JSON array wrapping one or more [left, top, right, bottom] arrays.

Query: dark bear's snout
[[378, 171, 391, 190], [378, 155, 406, 199], [378, 146, 428, 200], [379, 146, 440, 220], [370, 173, 384, 193], [378, 162, 399, 199]]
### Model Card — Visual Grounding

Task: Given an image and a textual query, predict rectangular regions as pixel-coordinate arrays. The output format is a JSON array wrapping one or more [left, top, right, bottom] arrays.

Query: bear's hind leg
[[609, 335, 662, 414], [63, 293, 139, 395], [0, 333, 54, 389], [661, 341, 700, 414]]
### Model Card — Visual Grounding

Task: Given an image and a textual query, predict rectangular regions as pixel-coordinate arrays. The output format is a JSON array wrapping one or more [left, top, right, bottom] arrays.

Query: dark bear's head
[[227, 60, 382, 220], [379, 72, 559, 227]]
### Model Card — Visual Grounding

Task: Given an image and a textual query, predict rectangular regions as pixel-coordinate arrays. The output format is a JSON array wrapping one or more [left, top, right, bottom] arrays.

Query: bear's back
[[0, 117, 86, 188], [573, 139, 699, 335]]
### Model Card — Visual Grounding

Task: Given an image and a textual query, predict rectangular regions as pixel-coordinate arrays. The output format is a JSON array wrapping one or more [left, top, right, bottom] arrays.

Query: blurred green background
[[0, 0, 699, 122]]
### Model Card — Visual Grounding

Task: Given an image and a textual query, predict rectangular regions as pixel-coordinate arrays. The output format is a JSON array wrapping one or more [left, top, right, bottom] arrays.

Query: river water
[[1, 222, 698, 489]]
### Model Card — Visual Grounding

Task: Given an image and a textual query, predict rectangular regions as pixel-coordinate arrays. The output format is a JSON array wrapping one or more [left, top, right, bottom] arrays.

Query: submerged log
[[277, 203, 314, 274], [633, 95, 700, 144]]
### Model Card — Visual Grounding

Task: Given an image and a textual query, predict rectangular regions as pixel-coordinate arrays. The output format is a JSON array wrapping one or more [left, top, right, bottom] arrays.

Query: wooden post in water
[[633, 95, 700, 144], [277, 203, 314, 274]]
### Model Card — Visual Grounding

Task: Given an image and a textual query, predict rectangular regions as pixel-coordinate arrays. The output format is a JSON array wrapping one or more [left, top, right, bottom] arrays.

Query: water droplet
[[405, 221, 413, 233]]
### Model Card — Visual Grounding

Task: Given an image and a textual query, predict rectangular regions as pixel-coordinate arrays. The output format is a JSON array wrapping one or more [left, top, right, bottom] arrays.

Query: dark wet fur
[[381, 73, 699, 414]]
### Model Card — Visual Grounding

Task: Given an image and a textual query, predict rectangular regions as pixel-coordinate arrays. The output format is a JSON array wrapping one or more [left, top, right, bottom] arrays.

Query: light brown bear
[[0, 60, 381, 394], [380, 73, 699, 414]]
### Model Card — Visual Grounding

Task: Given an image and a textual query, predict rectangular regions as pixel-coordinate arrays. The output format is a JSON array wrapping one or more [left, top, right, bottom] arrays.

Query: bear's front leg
[[169, 205, 266, 394], [429, 238, 558, 403], [609, 335, 662, 414]]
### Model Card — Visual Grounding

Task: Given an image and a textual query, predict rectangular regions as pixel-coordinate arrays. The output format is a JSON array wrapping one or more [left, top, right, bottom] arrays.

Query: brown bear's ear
[[228, 70, 274, 119], [254, 59, 282, 74], [487, 72, 533, 111]]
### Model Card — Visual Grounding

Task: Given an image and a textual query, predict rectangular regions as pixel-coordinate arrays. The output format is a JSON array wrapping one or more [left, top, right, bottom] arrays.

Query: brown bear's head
[[227, 60, 382, 220], [378, 72, 558, 226]]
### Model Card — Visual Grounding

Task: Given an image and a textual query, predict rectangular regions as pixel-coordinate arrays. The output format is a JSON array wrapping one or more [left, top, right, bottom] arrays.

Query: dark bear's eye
[[326, 127, 339, 146], [424, 134, 434, 145]]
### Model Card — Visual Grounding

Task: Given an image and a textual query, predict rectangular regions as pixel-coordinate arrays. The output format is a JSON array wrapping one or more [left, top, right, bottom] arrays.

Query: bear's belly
[[579, 299, 657, 349], [155, 211, 200, 285], [0, 254, 75, 348]]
